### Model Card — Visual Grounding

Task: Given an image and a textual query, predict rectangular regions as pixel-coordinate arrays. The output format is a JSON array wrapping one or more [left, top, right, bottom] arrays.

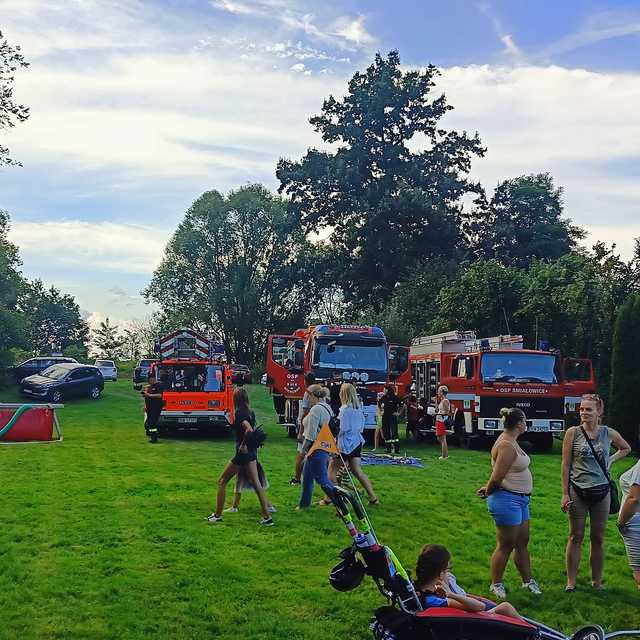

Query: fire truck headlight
[[360, 372, 369, 382], [485, 419, 499, 428], [550, 421, 564, 430]]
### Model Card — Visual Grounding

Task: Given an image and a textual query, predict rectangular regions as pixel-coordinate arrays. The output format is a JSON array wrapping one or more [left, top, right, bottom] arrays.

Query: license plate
[[178, 417, 197, 423], [527, 424, 548, 433]]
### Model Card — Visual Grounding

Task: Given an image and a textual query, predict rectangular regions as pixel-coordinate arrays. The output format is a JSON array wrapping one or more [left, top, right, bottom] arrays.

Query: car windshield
[[96, 360, 114, 367], [41, 366, 70, 380], [313, 339, 387, 371], [481, 353, 559, 384]]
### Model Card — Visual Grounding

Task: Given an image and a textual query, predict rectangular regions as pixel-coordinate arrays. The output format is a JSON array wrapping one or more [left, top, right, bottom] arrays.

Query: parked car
[[94, 359, 118, 381], [20, 363, 104, 402], [231, 364, 252, 384], [132, 358, 158, 389], [260, 373, 267, 385], [12, 356, 78, 383]]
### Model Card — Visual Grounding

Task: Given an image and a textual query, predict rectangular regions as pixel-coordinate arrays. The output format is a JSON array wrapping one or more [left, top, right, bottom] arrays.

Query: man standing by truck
[[143, 372, 170, 443], [378, 384, 402, 454]]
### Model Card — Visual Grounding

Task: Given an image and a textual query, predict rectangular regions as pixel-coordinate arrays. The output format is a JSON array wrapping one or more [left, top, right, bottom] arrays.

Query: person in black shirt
[[143, 372, 169, 443], [378, 384, 401, 454], [207, 387, 274, 526]]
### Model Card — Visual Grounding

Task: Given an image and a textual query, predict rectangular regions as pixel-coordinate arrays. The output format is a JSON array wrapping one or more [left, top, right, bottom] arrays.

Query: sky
[[1, 0, 639, 327]]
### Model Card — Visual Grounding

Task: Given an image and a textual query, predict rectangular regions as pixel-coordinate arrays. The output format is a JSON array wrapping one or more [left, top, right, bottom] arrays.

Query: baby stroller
[[328, 486, 640, 640]]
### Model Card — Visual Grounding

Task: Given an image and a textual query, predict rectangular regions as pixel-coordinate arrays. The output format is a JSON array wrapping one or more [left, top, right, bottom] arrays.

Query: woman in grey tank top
[[560, 394, 630, 591]]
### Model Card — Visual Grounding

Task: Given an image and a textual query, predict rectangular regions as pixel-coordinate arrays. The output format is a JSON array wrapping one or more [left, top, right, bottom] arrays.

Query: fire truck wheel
[[286, 424, 297, 439]]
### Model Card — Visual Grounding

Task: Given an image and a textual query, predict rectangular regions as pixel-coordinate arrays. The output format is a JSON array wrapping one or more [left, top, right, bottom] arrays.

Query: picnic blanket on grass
[[360, 452, 424, 468]]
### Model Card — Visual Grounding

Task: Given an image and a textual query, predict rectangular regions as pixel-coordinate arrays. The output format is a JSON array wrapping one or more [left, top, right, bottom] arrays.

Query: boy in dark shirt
[[378, 384, 401, 454], [143, 372, 169, 443]]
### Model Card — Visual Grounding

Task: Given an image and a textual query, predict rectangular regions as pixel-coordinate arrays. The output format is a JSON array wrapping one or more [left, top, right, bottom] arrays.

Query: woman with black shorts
[[332, 383, 379, 505], [207, 387, 274, 526]]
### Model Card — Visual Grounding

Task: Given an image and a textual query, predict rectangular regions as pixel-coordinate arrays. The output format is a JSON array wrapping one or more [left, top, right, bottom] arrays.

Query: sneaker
[[223, 506, 239, 513], [206, 513, 223, 523], [438, 456, 449, 460], [289, 478, 301, 485], [267, 504, 277, 513], [259, 517, 275, 526], [522, 579, 542, 594], [489, 582, 506, 599]]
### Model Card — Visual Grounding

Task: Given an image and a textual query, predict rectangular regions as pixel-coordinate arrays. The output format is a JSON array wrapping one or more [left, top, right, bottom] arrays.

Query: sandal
[[318, 498, 332, 506], [368, 498, 380, 506]]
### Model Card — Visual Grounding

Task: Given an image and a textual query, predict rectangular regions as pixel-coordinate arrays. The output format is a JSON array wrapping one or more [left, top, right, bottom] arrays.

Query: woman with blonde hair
[[297, 384, 336, 509], [435, 385, 451, 460], [327, 383, 379, 505], [561, 394, 630, 591]]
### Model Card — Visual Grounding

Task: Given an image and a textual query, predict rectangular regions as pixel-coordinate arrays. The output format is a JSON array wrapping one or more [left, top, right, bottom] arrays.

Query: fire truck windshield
[[481, 353, 559, 384], [313, 339, 387, 372]]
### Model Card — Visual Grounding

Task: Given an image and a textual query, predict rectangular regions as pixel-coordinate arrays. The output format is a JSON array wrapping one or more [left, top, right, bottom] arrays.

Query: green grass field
[[0, 381, 638, 639]]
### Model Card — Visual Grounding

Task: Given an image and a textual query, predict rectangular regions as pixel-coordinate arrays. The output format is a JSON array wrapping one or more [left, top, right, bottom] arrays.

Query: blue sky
[[1, 0, 639, 326]]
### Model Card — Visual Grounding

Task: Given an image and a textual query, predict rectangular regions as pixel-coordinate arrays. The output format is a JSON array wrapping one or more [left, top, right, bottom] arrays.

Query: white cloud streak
[[8, 221, 170, 274]]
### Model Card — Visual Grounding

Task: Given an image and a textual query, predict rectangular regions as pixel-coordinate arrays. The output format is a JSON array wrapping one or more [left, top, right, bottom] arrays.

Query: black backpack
[[318, 403, 340, 438]]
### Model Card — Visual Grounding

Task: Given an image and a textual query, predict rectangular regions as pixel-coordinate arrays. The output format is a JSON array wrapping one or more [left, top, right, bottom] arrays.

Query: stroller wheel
[[569, 625, 604, 640]]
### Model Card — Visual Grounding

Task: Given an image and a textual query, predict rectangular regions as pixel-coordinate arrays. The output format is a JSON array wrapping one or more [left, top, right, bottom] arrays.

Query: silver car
[[94, 359, 118, 381]]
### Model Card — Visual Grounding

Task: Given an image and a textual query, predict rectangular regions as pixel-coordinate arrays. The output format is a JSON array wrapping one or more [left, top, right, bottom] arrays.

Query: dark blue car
[[20, 363, 104, 402]]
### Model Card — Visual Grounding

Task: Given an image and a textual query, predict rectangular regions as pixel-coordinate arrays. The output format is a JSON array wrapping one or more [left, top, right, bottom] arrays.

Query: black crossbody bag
[[571, 427, 620, 515]]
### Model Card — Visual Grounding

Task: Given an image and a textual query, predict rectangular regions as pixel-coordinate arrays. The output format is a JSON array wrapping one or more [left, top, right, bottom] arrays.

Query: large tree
[[277, 50, 485, 308], [0, 30, 29, 166], [0, 211, 25, 375], [20, 279, 89, 355], [429, 260, 526, 338], [466, 173, 584, 268], [609, 294, 640, 450], [91, 318, 124, 360], [144, 185, 312, 365]]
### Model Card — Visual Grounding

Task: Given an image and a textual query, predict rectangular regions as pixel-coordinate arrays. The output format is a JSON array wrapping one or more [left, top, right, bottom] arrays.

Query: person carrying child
[[414, 544, 521, 619]]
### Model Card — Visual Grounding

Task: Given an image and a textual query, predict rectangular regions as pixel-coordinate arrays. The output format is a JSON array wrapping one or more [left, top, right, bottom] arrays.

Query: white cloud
[[290, 62, 306, 72], [538, 10, 640, 59], [210, 0, 254, 16], [8, 221, 171, 274], [332, 15, 375, 46]]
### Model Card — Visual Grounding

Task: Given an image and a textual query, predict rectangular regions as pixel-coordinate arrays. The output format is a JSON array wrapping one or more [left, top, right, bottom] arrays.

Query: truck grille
[[480, 395, 564, 419]]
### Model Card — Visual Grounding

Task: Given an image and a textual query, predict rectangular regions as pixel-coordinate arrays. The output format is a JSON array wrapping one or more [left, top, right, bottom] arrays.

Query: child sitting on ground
[[414, 544, 521, 619]]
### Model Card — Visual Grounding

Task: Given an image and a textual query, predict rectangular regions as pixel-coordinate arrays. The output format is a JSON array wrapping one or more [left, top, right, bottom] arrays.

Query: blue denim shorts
[[487, 489, 530, 526]]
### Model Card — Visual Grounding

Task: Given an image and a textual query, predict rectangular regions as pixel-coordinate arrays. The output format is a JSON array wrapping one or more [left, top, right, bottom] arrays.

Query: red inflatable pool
[[0, 404, 63, 443]]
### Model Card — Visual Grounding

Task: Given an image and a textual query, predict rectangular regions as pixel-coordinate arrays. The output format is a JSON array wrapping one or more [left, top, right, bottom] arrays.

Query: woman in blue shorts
[[477, 408, 541, 600]]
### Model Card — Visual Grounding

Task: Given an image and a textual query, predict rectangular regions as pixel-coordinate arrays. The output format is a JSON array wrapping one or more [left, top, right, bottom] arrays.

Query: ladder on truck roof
[[410, 330, 523, 356]]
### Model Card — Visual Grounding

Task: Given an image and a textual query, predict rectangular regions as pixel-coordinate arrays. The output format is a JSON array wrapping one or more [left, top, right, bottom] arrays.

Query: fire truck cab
[[409, 330, 596, 452], [148, 329, 240, 434], [266, 325, 411, 437]]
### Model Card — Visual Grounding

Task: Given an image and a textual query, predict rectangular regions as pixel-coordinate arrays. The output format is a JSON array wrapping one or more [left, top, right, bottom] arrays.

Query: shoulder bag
[[578, 426, 621, 515]]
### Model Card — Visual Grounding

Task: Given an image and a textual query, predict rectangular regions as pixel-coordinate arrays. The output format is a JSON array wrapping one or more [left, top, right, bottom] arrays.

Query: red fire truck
[[148, 328, 240, 434], [409, 330, 596, 452], [266, 325, 411, 437]]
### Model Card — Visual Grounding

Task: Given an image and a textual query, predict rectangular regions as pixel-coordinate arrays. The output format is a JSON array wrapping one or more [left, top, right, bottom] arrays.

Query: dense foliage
[[0, 30, 29, 166], [610, 294, 640, 449], [144, 185, 313, 364], [277, 51, 485, 309]]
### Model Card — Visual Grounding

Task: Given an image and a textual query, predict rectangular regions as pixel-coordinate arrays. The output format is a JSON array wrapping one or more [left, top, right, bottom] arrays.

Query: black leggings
[[382, 415, 399, 453]]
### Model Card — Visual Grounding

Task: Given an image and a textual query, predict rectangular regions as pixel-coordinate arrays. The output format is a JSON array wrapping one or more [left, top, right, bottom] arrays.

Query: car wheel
[[89, 385, 102, 399], [50, 390, 63, 403]]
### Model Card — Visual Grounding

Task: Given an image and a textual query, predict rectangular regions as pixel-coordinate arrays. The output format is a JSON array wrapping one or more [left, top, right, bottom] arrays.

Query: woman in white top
[[327, 383, 379, 505], [617, 459, 640, 589], [477, 407, 540, 600]]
